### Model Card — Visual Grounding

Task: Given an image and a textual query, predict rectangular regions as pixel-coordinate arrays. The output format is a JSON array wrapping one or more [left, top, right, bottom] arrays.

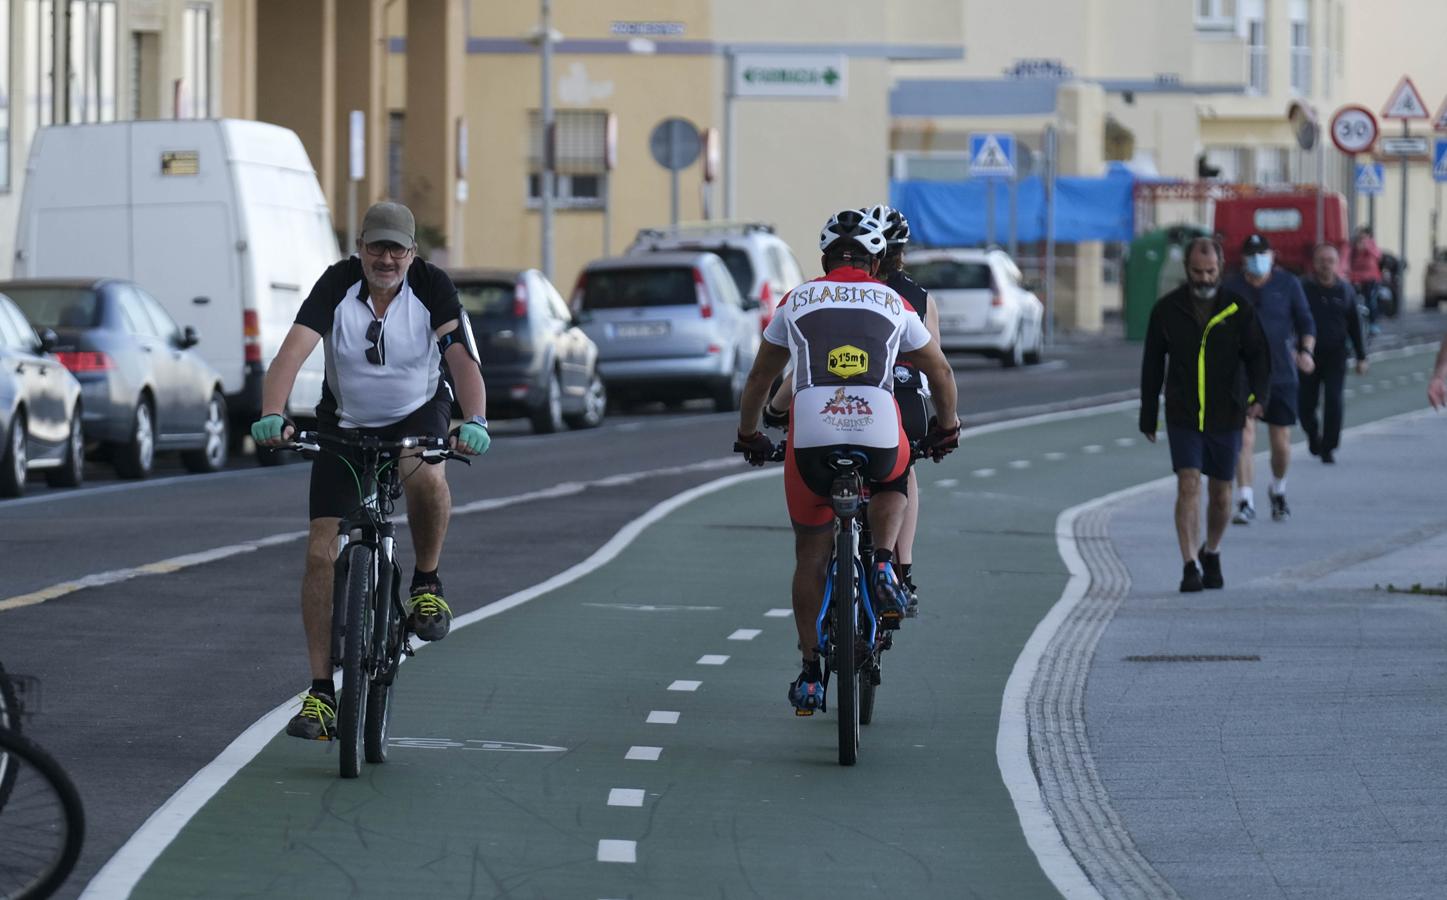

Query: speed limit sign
[[1330, 105, 1379, 154]]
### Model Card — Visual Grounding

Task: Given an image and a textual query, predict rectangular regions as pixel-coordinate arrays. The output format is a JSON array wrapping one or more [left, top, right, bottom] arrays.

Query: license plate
[[939, 317, 970, 332], [614, 321, 670, 338]]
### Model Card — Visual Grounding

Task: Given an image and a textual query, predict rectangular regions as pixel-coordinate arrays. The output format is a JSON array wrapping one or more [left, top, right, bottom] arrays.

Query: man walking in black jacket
[[1141, 238, 1271, 592], [1299, 242, 1368, 463]]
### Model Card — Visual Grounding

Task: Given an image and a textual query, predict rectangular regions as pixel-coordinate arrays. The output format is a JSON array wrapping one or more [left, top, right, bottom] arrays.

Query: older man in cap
[[251, 201, 489, 742]]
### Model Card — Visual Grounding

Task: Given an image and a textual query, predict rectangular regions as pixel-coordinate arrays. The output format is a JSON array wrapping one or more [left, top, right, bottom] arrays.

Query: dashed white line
[[697, 654, 729, 665], [1043, 452, 1067, 461], [1361, 383, 1376, 393], [1396, 374, 1410, 384], [728, 628, 762, 641], [935, 478, 959, 487], [1413, 371, 1426, 381], [607, 788, 645, 808], [625, 746, 662, 761], [1113, 437, 1135, 447], [1082, 444, 1103, 454], [1343, 388, 1356, 398], [668, 680, 701, 692], [597, 840, 637, 863], [764, 608, 791, 618], [1008, 460, 1031, 470], [646, 710, 680, 725], [972, 468, 997, 478]]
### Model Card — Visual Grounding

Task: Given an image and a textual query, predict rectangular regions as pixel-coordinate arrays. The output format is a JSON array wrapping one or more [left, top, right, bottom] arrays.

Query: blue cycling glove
[[250, 414, 291, 444], [455, 421, 490, 455]]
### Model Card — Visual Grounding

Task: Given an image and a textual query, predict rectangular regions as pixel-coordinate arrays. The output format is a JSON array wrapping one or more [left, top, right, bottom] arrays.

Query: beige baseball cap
[[359, 201, 416, 247]]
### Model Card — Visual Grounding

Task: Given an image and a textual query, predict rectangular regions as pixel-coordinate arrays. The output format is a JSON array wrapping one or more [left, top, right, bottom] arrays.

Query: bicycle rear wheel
[[859, 660, 878, 726], [337, 544, 374, 779], [0, 726, 84, 900], [834, 524, 859, 767], [364, 564, 401, 764], [0, 664, 19, 810]]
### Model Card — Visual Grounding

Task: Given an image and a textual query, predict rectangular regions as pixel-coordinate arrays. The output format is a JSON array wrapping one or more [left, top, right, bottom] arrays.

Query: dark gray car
[[0, 294, 84, 496], [0, 279, 229, 478]]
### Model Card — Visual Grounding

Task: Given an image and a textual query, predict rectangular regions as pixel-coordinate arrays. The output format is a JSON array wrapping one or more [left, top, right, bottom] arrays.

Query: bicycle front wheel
[[337, 544, 375, 779], [0, 726, 85, 900], [364, 565, 401, 765], [834, 524, 859, 767]]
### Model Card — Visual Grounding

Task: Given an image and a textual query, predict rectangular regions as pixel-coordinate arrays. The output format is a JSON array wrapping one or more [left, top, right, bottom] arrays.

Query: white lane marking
[[0, 464, 275, 509], [727, 628, 761, 641], [1343, 388, 1356, 398], [1377, 379, 1392, 388], [1396, 374, 1410, 384], [972, 468, 996, 478], [625, 746, 662, 761], [696, 654, 729, 665], [1081, 444, 1103, 454], [935, 478, 960, 487], [1361, 383, 1377, 393], [1413, 371, 1426, 381], [667, 680, 701, 692], [1008, 460, 1031, 470], [580, 603, 721, 612], [1113, 437, 1135, 447], [608, 788, 645, 808], [4, 456, 742, 613], [597, 840, 637, 863], [764, 608, 791, 618], [78, 466, 780, 899], [646, 711, 680, 725], [1043, 452, 1067, 461]]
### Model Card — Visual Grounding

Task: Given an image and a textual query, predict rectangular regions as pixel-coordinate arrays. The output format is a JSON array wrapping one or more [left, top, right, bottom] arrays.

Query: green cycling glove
[[456, 421, 490, 455], [250, 414, 289, 444]]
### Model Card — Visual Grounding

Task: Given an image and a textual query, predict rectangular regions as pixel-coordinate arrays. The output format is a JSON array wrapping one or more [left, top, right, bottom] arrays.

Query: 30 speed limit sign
[[1331, 105, 1379, 154]]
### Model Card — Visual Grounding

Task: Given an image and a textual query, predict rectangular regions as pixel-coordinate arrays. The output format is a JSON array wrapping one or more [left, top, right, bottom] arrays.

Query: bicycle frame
[[815, 475, 882, 659]]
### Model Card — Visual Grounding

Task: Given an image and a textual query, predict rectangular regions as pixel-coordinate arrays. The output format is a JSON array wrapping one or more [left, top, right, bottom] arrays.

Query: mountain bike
[[289, 430, 469, 779]]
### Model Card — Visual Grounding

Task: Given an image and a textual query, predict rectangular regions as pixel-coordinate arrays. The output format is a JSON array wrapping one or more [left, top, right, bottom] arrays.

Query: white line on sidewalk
[[1044, 452, 1067, 461], [646, 711, 680, 725], [972, 468, 997, 478], [596, 840, 637, 863], [1082, 445, 1103, 454], [667, 680, 701, 692], [763, 608, 791, 617], [727, 628, 761, 641], [1008, 460, 1031, 470], [625, 746, 662, 761], [607, 789, 645, 808], [696, 655, 729, 665], [936, 478, 960, 487]]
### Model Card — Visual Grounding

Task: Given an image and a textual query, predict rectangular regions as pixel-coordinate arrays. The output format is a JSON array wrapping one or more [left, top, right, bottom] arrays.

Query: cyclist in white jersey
[[734, 209, 961, 712]]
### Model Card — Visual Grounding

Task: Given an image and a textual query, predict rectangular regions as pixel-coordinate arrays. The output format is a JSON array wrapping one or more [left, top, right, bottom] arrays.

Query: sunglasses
[[365, 318, 384, 365], [364, 241, 413, 260]]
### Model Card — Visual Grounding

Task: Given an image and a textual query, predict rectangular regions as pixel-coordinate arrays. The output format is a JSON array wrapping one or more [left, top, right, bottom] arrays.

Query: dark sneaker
[[1180, 561, 1204, 593], [1269, 490, 1290, 521], [407, 581, 453, 642], [872, 562, 909, 629], [285, 690, 337, 741], [1321, 450, 1335, 464], [1232, 501, 1255, 525], [788, 671, 825, 716], [904, 577, 919, 618], [1198, 547, 1224, 589], [1306, 434, 1321, 457]]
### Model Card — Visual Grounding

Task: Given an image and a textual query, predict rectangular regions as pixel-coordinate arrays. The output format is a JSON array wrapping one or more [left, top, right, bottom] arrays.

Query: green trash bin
[[1124, 224, 1211, 341]]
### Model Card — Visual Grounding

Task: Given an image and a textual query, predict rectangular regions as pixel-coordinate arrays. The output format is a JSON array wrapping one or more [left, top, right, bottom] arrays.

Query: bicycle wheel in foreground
[[834, 525, 860, 767], [0, 727, 84, 900], [337, 544, 375, 779], [364, 567, 401, 765], [0, 664, 20, 810]]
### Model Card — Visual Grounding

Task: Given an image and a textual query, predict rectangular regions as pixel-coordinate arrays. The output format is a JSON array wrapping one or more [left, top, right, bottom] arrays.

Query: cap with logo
[[360, 201, 416, 247], [1241, 233, 1271, 254]]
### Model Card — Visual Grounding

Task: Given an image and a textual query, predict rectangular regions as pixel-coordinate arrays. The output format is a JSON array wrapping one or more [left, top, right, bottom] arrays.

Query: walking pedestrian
[[1428, 333, 1447, 409], [1140, 237, 1271, 592], [1298, 243, 1368, 464], [1223, 234, 1316, 524], [1349, 226, 1383, 335]]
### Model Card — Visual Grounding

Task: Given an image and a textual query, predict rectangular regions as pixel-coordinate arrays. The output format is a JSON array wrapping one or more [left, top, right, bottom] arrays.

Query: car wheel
[[529, 370, 564, 434], [1000, 328, 1024, 368], [1023, 321, 1044, 365], [182, 391, 229, 473], [45, 407, 85, 488], [565, 371, 607, 430], [1427, 294, 1441, 310], [114, 397, 156, 479], [712, 353, 745, 413], [0, 411, 27, 498]]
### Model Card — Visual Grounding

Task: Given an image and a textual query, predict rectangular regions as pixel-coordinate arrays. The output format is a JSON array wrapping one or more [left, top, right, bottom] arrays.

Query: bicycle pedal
[[879, 613, 903, 631], [793, 708, 815, 717]]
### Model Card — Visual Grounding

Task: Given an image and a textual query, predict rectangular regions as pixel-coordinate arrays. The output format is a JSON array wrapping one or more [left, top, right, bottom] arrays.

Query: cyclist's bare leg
[[1268, 424, 1291, 480], [895, 468, 920, 564], [791, 528, 833, 661], [303, 517, 342, 680], [864, 491, 907, 556], [400, 455, 450, 572]]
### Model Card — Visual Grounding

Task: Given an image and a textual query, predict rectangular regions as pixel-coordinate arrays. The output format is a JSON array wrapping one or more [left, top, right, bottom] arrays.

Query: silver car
[[571, 252, 761, 412], [0, 294, 84, 496]]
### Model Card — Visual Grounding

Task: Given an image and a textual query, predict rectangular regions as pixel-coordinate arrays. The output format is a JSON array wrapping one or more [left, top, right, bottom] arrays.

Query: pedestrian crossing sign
[[1355, 163, 1385, 196], [969, 133, 1016, 178], [1434, 139, 1447, 183]]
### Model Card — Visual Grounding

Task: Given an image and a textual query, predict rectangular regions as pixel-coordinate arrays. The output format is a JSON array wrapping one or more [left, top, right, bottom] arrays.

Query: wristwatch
[[466, 415, 489, 429]]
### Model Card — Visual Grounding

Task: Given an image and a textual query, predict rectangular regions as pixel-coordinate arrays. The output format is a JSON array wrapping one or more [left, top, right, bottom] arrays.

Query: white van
[[14, 119, 340, 433]]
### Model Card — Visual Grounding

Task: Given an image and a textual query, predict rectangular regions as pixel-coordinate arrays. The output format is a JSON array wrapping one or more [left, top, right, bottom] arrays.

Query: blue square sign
[[969, 133, 1016, 178], [1355, 163, 1385, 196], [1434, 139, 1447, 184]]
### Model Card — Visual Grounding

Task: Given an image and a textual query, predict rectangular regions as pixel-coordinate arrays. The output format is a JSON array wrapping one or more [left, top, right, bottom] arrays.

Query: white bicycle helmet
[[862, 204, 910, 247], [819, 209, 888, 258]]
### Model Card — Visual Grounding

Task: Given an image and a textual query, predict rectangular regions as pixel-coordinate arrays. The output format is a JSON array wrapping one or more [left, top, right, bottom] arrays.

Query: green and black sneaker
[[407, 580, 453, 642], [285, 690, 337, 741]]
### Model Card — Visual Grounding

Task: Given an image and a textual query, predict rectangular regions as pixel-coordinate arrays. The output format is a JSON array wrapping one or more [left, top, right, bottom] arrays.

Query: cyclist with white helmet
[[735, 209, 961, 713]]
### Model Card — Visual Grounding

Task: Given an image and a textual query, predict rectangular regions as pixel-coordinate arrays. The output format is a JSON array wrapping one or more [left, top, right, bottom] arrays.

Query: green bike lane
[[112, 349, 1434, 900]]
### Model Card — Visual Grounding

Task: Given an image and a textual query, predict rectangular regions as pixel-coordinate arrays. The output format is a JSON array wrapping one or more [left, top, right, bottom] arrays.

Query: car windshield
[[666, 244, 753, 297], [2, 286, 101, 329], [457, 282, 518, 320], [581, 268, 696, 310], [909, 260, 994, 291]]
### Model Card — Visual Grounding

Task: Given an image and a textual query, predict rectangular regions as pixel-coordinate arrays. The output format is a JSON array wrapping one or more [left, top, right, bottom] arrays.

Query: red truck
[[1213, 189, 1349, 276]]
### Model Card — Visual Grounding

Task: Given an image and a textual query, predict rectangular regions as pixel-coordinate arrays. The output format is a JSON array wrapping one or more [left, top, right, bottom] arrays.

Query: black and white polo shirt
[[295, 256, 462, 428]]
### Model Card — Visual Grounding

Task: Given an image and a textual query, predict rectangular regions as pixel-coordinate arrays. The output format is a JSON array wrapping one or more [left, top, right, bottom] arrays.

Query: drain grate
[[1125, 654, 1260, 663]]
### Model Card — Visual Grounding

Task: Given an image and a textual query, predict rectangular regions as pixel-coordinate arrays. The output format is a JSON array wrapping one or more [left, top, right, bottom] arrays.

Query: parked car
[[0, 278, 229, 478], [625, 222, 804, 330], [450, 268, 605, 433], [905, 248, 1045, 367], [0, 294, 84, 496], [571, 252, 760, 411], [1425, 248, 1447, 309]]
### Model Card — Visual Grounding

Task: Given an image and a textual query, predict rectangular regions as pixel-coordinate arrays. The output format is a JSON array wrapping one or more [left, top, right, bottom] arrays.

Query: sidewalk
[[1085, 410, 1447, 899]]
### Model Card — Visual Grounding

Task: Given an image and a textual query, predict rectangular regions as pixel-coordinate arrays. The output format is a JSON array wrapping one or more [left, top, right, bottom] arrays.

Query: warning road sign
[[969, 133, 1016, 178], [1433, 96, 1447, 132], [1382, 76, 1429, 120], [1434, 140, 1447, 184], [1355, 163, 1385, 196]]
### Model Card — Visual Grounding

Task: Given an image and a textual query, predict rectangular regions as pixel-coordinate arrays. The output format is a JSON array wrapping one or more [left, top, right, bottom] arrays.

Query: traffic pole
[[539, 0, 555, 280], [1399, 121, 1410, 301]]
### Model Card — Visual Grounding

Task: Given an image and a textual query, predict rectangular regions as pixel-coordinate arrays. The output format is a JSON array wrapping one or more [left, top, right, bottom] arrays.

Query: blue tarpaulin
[[890, 168, 1137, 246]]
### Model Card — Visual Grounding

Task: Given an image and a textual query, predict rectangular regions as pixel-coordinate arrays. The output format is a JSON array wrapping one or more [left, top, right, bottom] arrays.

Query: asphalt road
[[1, 313, 1442, 898]]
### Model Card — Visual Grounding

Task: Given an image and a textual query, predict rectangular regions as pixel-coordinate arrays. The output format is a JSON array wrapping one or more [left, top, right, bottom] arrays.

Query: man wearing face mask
[[1222, 234, 1316, 524], [1140, 238, 1270, 592]]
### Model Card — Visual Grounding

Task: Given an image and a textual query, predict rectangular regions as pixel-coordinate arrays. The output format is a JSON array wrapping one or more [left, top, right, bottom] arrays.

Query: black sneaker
[[1232, 501, 1255, 525], [1198, 547, 1224, 589], [1269, 490, 1290, 521], [407, 579, 453, 642], [1180, 561, 1204, 593], [872, 562, 909, 629], [285, 690, 337, 741], [1321, 450, 1335, 464]]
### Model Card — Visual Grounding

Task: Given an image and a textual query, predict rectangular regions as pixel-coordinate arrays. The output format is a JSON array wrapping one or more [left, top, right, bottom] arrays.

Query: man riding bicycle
[[251, 201, 489, 740], [735, 209, 961, 713]]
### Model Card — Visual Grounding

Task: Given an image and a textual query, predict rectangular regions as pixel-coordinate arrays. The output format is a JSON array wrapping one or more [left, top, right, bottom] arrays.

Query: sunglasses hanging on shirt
[[365, 317, 385, 365]]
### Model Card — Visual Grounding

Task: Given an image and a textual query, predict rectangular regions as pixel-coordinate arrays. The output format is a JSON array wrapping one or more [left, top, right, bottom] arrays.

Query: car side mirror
[[741, 297, 761, 311], [179, 325, 200, 348], [37, 328, 59, 354]]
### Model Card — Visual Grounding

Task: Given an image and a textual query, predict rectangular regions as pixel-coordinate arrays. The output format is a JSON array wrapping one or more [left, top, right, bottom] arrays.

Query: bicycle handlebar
[[288, 430, 471, 465]]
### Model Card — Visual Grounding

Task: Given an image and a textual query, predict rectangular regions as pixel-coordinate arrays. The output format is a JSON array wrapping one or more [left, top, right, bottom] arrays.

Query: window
[[179, 4, 211, 118], [0, 0, 11, 191], [1252, 147, 1288, 185], [26, 0, 54, 143], [67, 0, 117, 123], [910, 261, 994, 292], [1195, 0, 1237, 31], [1246, 19, 1267, 94], [116, 287, 158, 337], [1289, 0, 1311, 96], [527, 109, 608, 210], [135, 287, 180, 342]]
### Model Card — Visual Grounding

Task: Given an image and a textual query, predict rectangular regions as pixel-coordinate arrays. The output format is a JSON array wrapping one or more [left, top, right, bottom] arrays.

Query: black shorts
[[308, 393, 452, 520], [1166, 425, 1242, 481], [1262, 385, 1298, 427], [896, 386, 932, 444]]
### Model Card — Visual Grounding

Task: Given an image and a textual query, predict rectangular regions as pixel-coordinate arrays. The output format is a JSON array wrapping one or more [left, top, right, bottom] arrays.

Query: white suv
[[626, 222, 805, 329], [905, 248, 1045, 368]]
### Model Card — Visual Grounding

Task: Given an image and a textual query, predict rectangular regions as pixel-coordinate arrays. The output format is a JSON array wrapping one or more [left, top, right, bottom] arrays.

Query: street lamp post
[[539, 0, 555, 280]]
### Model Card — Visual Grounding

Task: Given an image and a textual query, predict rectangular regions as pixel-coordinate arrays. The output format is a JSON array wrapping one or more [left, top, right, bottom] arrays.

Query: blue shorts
[[1262, 385, 1298, 426], [1166, 426, 1242, 481]]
